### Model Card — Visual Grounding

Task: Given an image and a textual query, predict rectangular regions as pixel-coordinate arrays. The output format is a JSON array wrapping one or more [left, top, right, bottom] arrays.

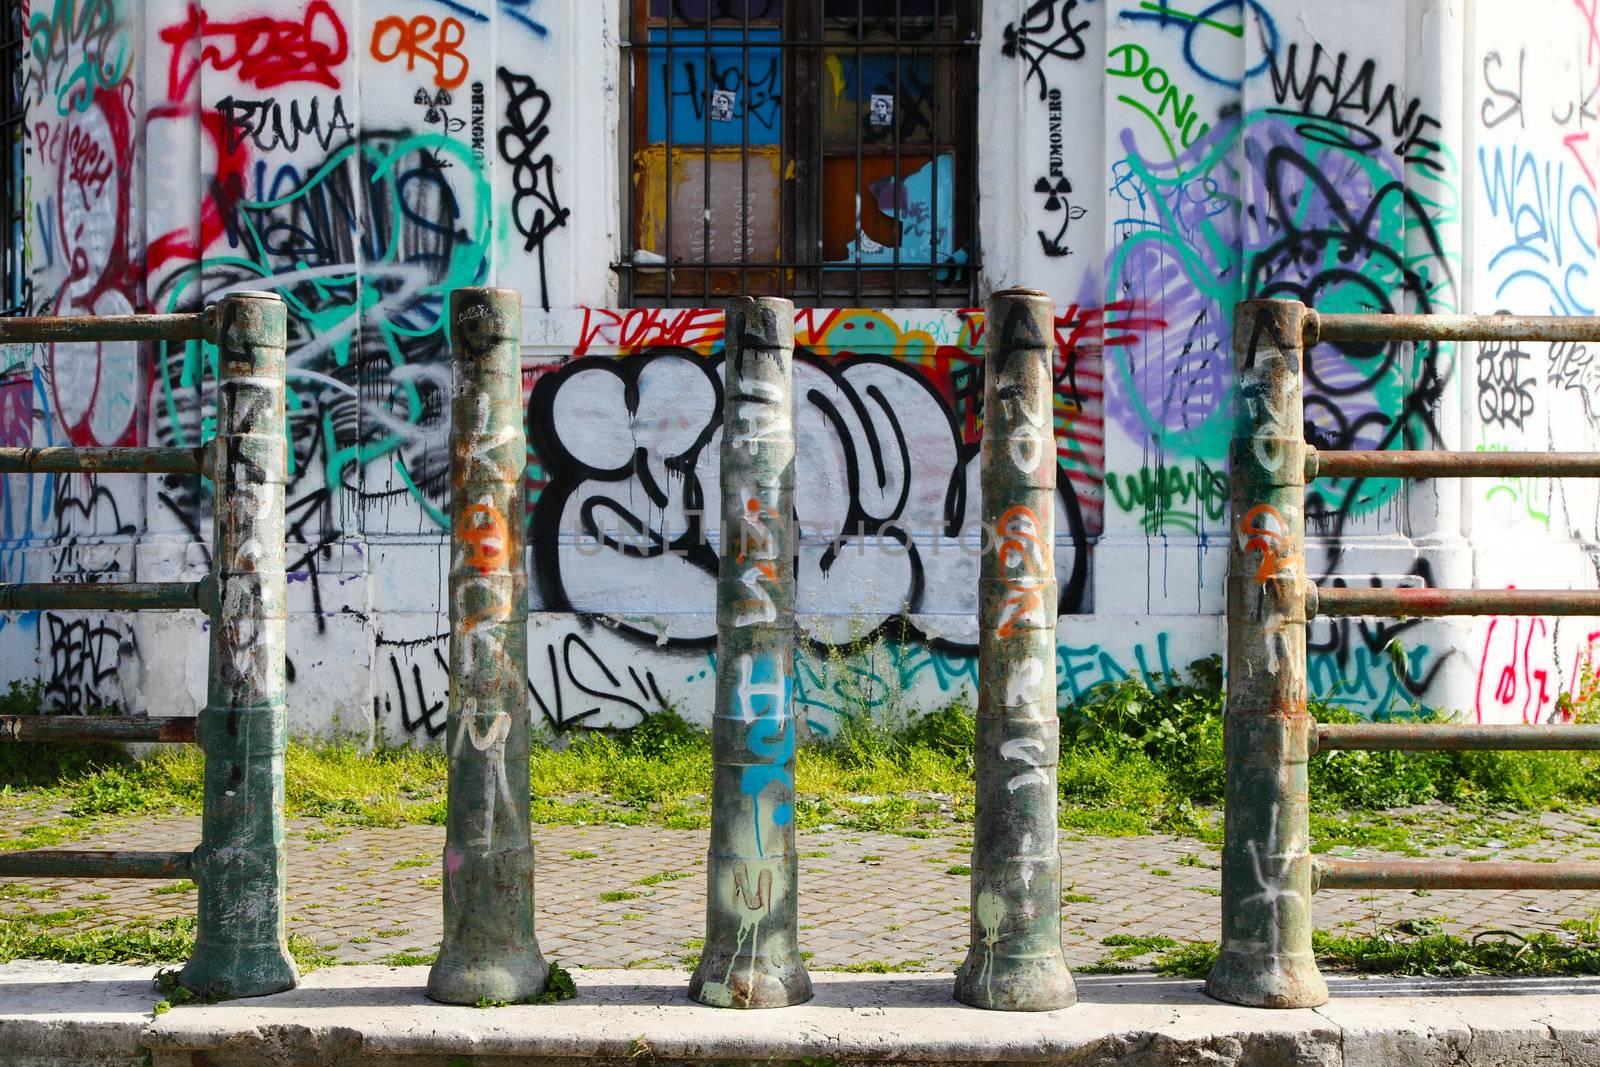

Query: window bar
[[776, 0, 788, 299], [665, 0, 676, 305], [813, 1, 825, 305], [929, 0, 939, 305], [741, 0, 751, 298], [703, 12, 713, 301], [891, 0, 902, 308], [624, 1, 638, 305], [854, 0, 865, 304], [777, 0, 789, 299]]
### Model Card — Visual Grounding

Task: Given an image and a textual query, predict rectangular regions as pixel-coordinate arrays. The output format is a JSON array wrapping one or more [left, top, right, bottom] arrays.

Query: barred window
[[1, 0, 21, 316], [620, 0, 980, 307]]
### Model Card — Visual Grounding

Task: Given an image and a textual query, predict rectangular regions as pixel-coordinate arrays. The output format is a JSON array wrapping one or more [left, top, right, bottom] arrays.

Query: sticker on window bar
[[869, 94, 894, 128], [710, 89, 736, 123]]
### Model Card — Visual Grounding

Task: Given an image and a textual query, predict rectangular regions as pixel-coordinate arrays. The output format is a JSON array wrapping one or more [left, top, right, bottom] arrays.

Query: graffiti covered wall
[[4, 0, 1598, 741]]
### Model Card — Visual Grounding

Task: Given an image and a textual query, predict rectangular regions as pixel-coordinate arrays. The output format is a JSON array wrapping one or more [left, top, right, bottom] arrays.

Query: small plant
[[945, 864, 970, 876], [566, 850, 598, 860], [634, 870, 689, 886], [601, 890, 640, 903], [150, 881, 196, 896], [474, 994, 508, 1009], [536, 963, 577, 1004]]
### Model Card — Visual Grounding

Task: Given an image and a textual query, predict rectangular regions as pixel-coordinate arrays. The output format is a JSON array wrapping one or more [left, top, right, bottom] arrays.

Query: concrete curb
[[5, 963, 1600, 1065]]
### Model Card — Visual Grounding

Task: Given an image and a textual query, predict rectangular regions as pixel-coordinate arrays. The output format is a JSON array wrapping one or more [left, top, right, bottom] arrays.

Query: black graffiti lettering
[[497, 67, 570, 313], [1476, 335, 1536, 430], [216, 94, 355, 155], [1480, 50, 1524, 131], [1002, 0, 1090, 101], [528, 632, 664, 731], [1266, 43, 1443, 167], [44, 613, 128, 715]]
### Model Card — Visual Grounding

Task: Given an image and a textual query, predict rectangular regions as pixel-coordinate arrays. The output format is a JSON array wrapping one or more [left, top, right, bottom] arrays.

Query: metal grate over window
[[0, 0, 22, 316], [620, 0, 980, 308]]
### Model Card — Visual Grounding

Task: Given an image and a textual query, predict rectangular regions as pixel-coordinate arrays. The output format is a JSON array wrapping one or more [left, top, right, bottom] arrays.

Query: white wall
[[7, 0, 1599, 742]]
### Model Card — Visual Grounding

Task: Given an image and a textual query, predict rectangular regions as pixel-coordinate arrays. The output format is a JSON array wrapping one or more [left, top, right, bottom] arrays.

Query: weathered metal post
[[427, 288, 549, 1004], [1206, 298, 1328, 1008], [955, 288, 1075, 1012], [688, 297, 812, 1009], [180, 292, 296, 998]]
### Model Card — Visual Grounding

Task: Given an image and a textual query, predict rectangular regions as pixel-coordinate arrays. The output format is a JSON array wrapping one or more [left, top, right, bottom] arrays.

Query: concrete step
[[5, 961, 1600, 1066]]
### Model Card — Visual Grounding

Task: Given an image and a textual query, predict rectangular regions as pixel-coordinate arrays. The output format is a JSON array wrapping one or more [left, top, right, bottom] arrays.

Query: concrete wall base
[[5, 962, 1600, 1066]]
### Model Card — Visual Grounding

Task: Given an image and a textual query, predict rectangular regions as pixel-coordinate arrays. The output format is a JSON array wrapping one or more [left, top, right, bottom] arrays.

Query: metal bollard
[[688, 297, 813, 1009], [954, 288, 1075, 1012], [180, 292, 297, 999], [427, 288, 550, 1004], [1205, 299, 1327, 1008]]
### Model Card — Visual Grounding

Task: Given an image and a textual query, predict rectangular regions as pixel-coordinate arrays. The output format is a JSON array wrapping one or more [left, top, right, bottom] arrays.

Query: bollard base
[[953, 951, 1076, 1012], [688, 952, 813, 1009], [426, 950, 549, 1006], [1205, 949, 1329, 1009], [179, 943, 296, 1001]]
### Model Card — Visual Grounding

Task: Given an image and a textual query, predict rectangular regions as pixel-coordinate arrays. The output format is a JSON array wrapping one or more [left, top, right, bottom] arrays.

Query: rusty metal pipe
[[1311, 586, 1600, 618], [427, 288, 549, 1006], [0, 715, 197, 744], [1315, 858, 1600, 892], [0, 447, 205, 476], [1315, 723, 1600, 752], [0, 850, 194, 879], [0, 582, 203, 612], [1310, 311, 1600, 345], [180, 291, 296, 1000], [689, 297, 812, 1010], [1307, 449, 1600, 481], [0, 313, 206, 344], [1207, 298, 1328, 1009], [954, 289, 1075, 1012]]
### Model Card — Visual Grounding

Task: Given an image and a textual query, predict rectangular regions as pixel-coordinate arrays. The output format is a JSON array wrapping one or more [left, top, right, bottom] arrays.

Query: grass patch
[[0, 909, 333, 971], [1154, 914, 1600, 979], [5, 658, 1600, 854], [634, 871, 690, 886], [822, 959, 927, 973], [601, 891, 641, 903]]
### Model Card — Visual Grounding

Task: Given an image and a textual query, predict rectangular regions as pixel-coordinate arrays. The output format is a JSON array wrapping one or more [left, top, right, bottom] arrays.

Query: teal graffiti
[[28, 0, 132, 116]]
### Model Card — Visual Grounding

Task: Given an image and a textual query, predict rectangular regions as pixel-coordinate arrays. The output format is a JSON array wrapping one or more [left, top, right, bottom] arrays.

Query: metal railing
[[423, 287, 1074, 1012], [0, 293, 295, 1000], [1210, 299, 1600, 1010]]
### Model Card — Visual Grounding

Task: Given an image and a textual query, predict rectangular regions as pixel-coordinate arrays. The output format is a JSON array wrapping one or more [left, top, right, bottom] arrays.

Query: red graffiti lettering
[[574, 307, 726, 356], [160, 1, 348, 97], [370, 16, 469, 91]]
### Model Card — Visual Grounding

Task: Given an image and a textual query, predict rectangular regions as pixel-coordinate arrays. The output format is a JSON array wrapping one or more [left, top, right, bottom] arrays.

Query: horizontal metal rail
[[1311, 311, 1600, 345], [1315, 723, 1600, 752], [1310, 586, 1600, 618], [1315, 858, 1600, 892], [0, 312, 206, 344], [0, 447, 204, 476], [1307, 449, 1600, 480], [0, 715, 196, 744], [0, 849, 194, 879], [0, 581, 204, 612]]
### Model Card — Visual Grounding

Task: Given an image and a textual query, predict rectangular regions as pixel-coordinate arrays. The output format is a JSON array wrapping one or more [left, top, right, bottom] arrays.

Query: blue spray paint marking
[[736, 651, 794, 858]]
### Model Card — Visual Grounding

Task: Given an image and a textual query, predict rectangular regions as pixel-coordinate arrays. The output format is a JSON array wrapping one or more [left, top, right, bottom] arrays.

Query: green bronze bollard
[[688, 297, 812, 1009], [181, 292, 296, 998], [428, 288, 549, 1004], [955, 288, 1075, 1012], [1205, 298, 1328, 1009]]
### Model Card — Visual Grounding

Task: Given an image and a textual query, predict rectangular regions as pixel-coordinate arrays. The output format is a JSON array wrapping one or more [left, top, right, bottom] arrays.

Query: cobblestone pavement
[[7, 811, 1600, 971]]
